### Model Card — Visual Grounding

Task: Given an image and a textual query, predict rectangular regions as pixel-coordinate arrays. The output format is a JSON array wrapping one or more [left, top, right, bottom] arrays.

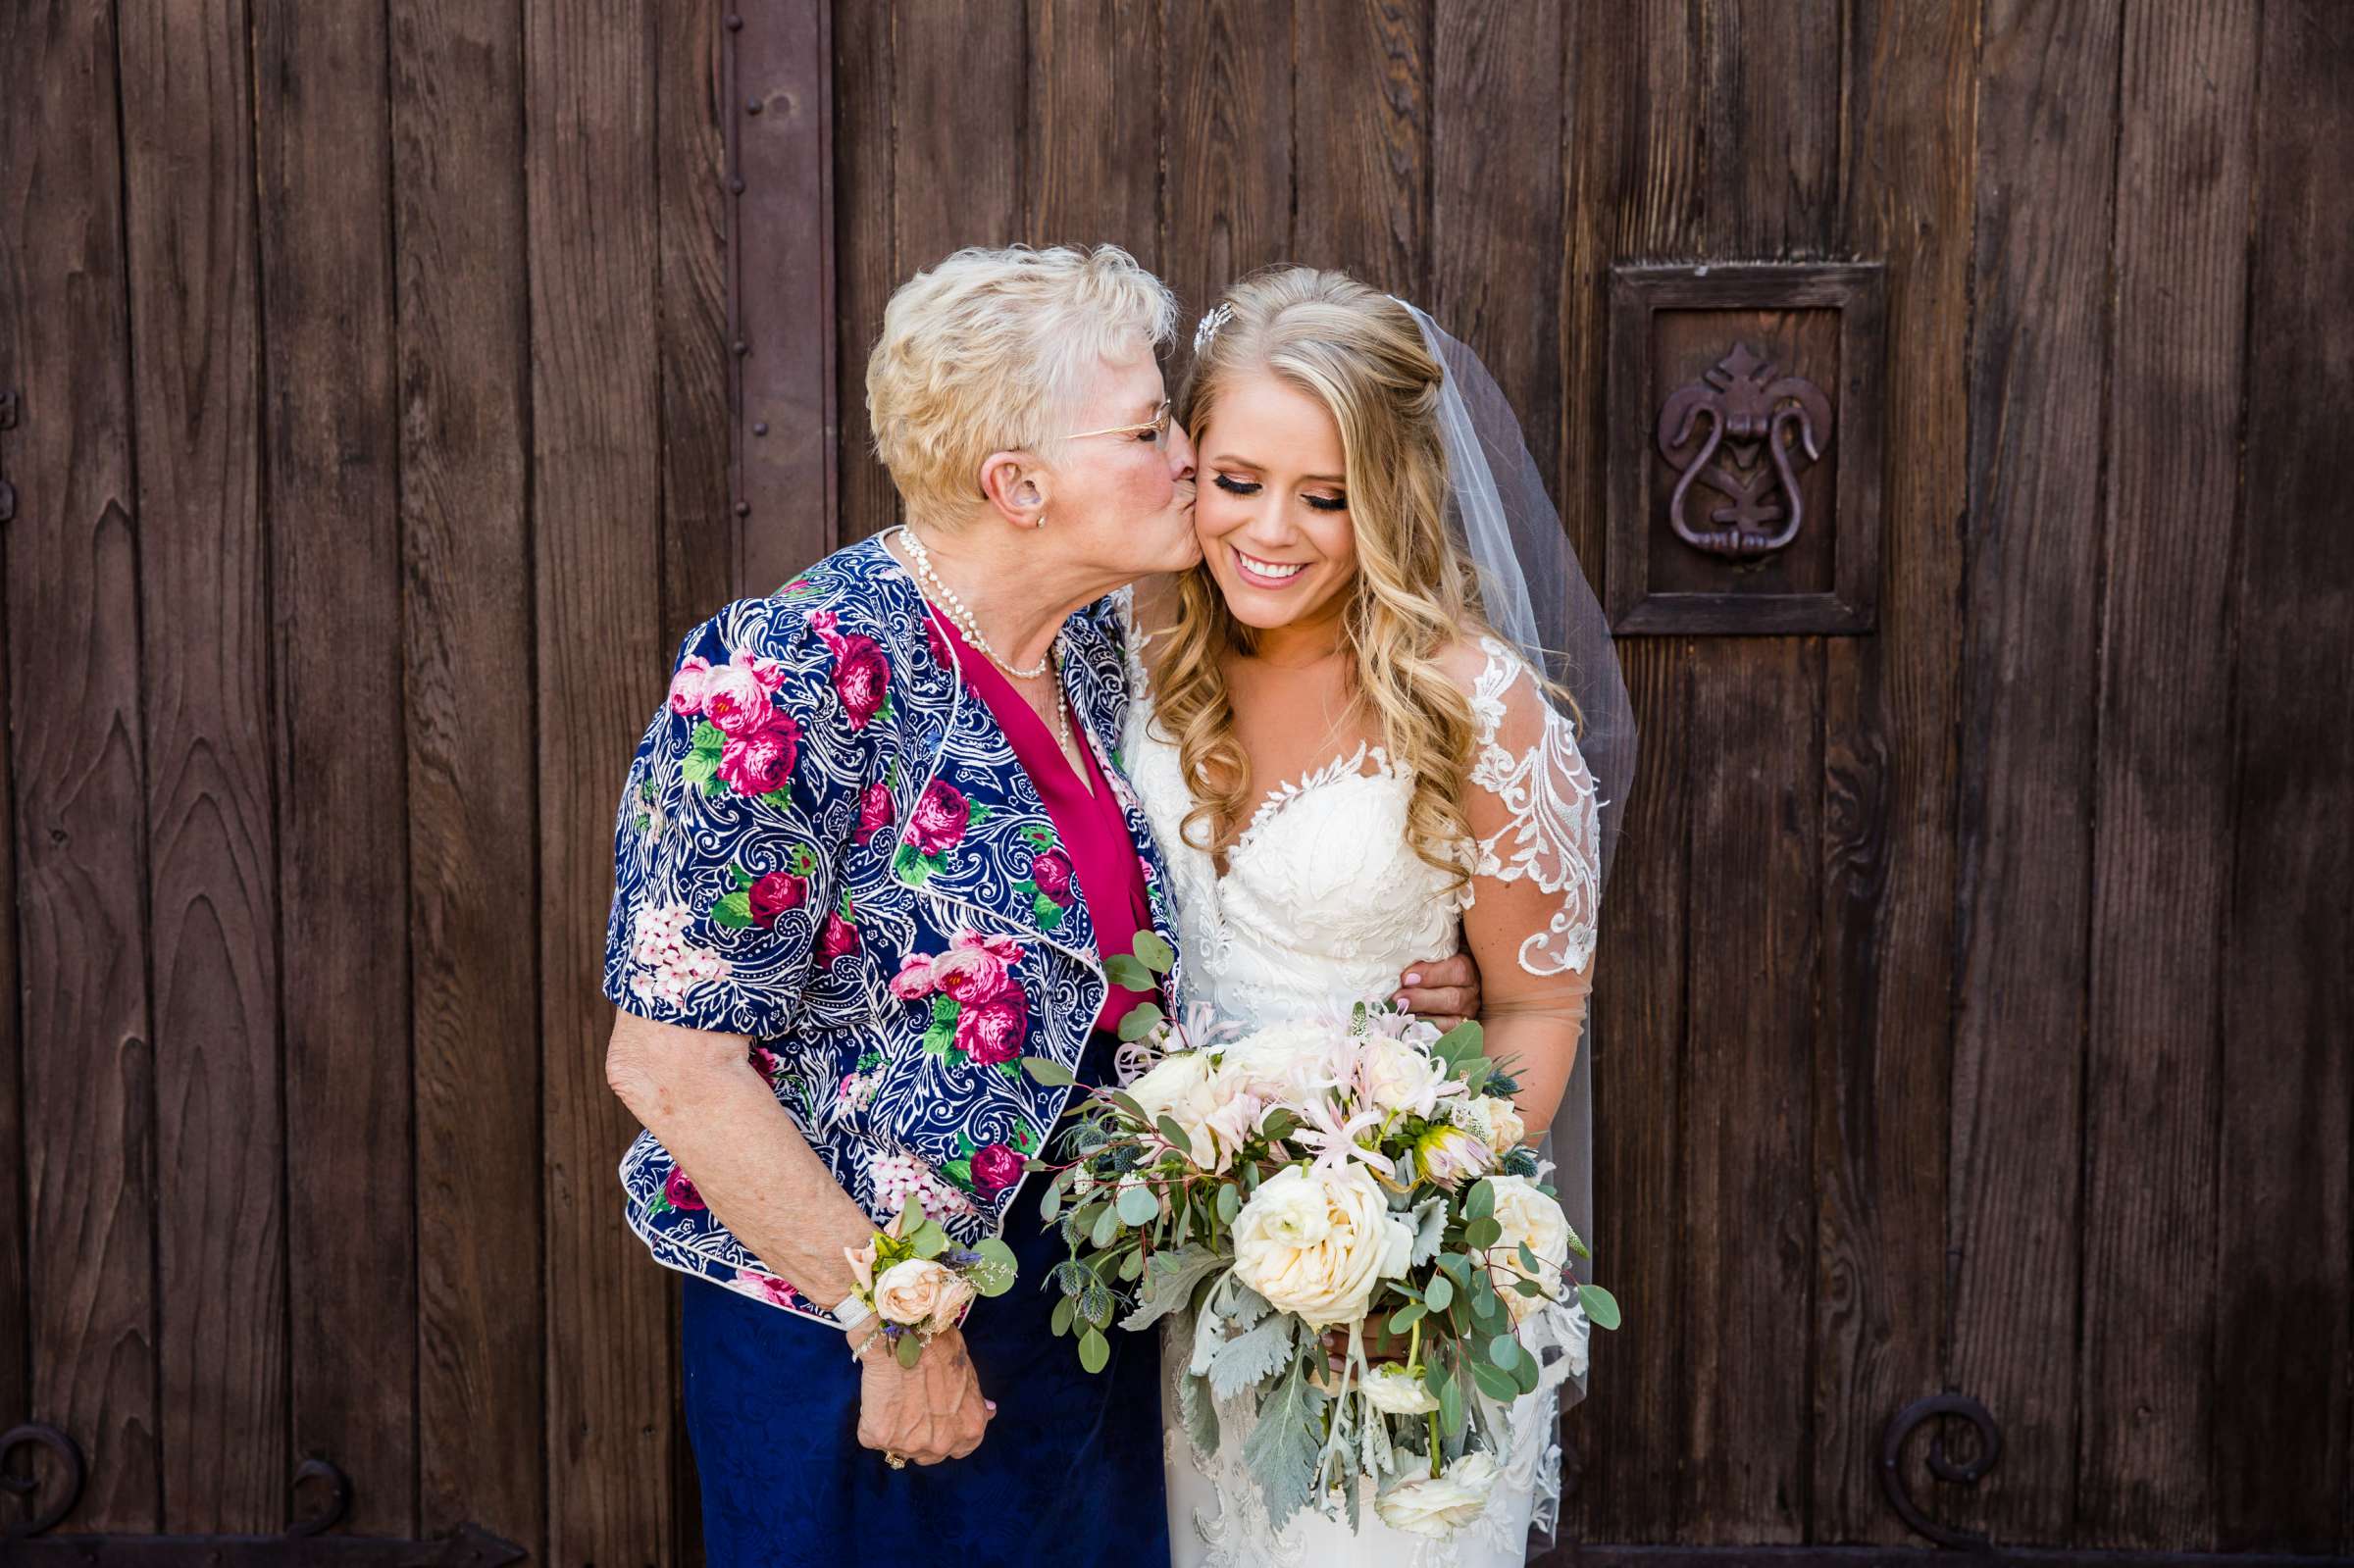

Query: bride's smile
[[1193, 373, 1358, 636]]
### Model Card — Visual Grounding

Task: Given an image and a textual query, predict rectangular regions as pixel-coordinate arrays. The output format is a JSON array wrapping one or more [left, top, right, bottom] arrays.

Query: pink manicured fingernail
[[986, 1399, 998, 1412], [1405, 972, 1424, 986]]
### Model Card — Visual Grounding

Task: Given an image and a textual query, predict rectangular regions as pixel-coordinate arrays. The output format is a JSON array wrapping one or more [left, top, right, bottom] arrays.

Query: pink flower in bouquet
[[903, 780, 971, 854], [889, 950, 939, 1000], [1414, 1124, 1495, 1189], [747, 869, 807, 927], [969, 1142, 1025, 1195], [954, 991, 1028, 1065], [817, 909, 860, 966], [663, 1166, 706, 1211], [666, 654, 713, 715], [717, 719, 798, 795], [856, 781, 895, 844]]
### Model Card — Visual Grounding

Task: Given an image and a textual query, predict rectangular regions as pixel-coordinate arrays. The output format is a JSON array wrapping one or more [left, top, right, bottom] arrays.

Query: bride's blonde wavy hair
[[1151, 267, 1493, 885]]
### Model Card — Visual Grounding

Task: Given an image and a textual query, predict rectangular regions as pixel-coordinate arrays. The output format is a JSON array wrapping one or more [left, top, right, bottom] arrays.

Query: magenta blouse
[[931, 607, 1157, 1032]]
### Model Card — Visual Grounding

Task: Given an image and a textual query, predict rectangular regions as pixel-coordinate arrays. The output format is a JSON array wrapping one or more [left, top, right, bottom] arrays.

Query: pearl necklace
[[897, 528, 1080, 765]]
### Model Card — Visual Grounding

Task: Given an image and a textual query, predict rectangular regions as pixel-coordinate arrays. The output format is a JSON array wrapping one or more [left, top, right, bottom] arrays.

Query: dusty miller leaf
[[1241, 1334, 1328, 1536], [1409, 1194, 1449, 1267], [1206, 1313, 1298, 1401], [1120, 1249, 1228, 1333], [1179, 1368, 1220, 1458]]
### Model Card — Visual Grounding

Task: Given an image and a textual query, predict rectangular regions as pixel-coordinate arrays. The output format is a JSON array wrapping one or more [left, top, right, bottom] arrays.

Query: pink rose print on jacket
[[728, 1269, 801, 1309], [855, 780, 895, 845], [1013, 824, 1077, 932], [940, 1121, 1040, 1198], [701, 651, 790, 737], [892, 931, 1032, 1074], [924, 613, 956, 675], [717, 721, 797, 796], [746, 869, 807, 927], [892, 779, 991, 885], [667, 654, 713, 716], [818, 907, 860, 967], [661, 1166, 706, 1212], [808, 609, 895, 731], [968, 1142, 1026, 1195]]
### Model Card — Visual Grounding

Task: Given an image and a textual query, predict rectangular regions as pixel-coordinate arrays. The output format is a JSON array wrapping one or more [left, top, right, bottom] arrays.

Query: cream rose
[[1374, 1450, 1500, 1538], [1230, 1165, 1412, 1328], [1478, 1095, 1528, 1149], [1360, 1361, 1441, 1417], [1358, 1037, 1448, 1118], [872, 1257, 968, 1331], [1216, 1023, 1340, 1101], [1487, 1174, 1571, 1325], [1127, 1049, 1241, 1172]]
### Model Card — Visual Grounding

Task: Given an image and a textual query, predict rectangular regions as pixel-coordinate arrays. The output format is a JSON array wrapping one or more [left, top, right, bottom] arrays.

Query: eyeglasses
[[1064, 398, 1172, 444]]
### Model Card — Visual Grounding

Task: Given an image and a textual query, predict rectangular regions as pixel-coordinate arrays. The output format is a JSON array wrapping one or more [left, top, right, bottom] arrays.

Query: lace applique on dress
[[1461, 637, 1603, 977]]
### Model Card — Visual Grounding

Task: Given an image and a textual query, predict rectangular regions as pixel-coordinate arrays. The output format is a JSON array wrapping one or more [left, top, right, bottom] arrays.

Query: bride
[[1120, 269, 1633, 1567]]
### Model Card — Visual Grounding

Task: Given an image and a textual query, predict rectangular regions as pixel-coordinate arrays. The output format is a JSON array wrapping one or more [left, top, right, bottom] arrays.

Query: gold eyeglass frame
[[1064, 398, 1172, 442]]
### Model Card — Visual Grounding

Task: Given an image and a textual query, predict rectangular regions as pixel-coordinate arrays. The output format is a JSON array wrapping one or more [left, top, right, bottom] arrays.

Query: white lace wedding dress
[[1118, 621, 1604, 1568]]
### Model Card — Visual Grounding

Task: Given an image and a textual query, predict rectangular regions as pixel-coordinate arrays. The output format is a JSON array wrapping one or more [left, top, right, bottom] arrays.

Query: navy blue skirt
[[681, 1044, 1166, 1566]]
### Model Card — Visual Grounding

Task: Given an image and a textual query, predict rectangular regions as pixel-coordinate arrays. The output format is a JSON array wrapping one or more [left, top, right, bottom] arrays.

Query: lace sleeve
[[1460, 638, 1604, 977]]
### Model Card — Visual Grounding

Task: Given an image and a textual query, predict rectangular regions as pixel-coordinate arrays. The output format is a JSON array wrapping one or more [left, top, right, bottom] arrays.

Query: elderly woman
[[600, 245, 1475, 1564]]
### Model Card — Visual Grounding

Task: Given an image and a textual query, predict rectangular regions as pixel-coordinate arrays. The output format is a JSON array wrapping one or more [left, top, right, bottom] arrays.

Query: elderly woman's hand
[[853, 1324, 997, 1465]]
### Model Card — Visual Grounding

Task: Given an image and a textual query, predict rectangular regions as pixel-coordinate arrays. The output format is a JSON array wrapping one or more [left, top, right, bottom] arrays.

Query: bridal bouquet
[[1023, 952, 1620, 1539]]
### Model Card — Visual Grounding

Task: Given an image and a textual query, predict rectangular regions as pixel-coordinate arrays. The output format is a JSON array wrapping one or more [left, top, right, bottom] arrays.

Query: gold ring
[[885, 1452, 908, 1470]]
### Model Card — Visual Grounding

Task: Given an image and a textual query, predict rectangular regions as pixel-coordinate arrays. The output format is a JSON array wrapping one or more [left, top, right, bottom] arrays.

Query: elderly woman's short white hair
[[866, 244, 1178, 521]]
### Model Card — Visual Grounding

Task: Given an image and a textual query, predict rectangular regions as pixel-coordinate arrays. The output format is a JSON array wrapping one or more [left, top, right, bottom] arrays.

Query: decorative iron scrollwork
[[1657, 342, 1834, 558], [1879, 1392, 2004, 1550]]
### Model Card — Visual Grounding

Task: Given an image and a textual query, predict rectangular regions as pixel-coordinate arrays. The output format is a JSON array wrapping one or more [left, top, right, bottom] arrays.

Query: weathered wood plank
[[0, 2, 161, 1531], [1812, 0, 1977, 1542], [1161, 0, 1294, 324], [830, 0, 896, 543], [115, 0, 285, 1530], [1703, 0, 1844, 261], [390, 0, 546, 1551], [732, 0, 835, 591], [1681, 634, 1821, 1543], [1294, 0, 1430, 297], [1029, 0, 1160, 262], [660, 0, 737, 626], [1556, 0, 1705, 1541], [252, 0, 417, 1536], [1949, 0, 2125, 1543], [2076, 0, 2259, 1547], [525, 0, 673, 1558], [894, 0, 1023, 276], [2217, 0, 2354, 1551]]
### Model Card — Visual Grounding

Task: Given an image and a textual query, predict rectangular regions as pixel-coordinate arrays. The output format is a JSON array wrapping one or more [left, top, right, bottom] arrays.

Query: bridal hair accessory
[[1193, 301, 1234, 355], [839, 1202, 1018, 1367]]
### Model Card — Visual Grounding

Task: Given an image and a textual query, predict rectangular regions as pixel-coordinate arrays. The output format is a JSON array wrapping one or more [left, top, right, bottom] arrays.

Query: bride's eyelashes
[[1210, 472, 1350, 512]]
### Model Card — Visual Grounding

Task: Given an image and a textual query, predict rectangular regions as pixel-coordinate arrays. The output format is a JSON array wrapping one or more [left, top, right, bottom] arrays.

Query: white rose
[[1230, 1166, 1412, 1328], [1357, 1037, 1446, 1118], [1486, 1174, 1571, 1325], [1217, 1023, 1341, 1100], [1127, 1050, 1237, 1172], [1374, 1450, 1500, 1539], [1479, 1095, 1527, 1150], [1360, 1362, 1440, 1416], [872, 1257, 957, 1328]]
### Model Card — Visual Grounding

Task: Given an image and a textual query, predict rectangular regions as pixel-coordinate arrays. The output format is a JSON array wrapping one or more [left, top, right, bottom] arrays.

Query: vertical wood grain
[[1030, 0, 1162, 262], [661, 1, 736, 629], [391, 0, 546, 1551], [1293, 0, 1429, 297], [894, 0, 1024, 277], [116, 0, 286, 1529], [2217, 0, 2354, 1550], [526, 1, 672, 1559], [1161, 0, 1294, 323], [2076, 0, 2258, 1547], [1557, 0, 1705, 1541], [1950, 0, 2125, 1543], [1812, 0, 1978, 1542], [831, 0, 896, 544], [253, 0, 418, 1535]]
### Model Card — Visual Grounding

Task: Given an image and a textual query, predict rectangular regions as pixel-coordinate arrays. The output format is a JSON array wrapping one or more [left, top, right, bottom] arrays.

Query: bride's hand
[[853, 1325, 996, 1465], [1395, 951, 1481, 1030]]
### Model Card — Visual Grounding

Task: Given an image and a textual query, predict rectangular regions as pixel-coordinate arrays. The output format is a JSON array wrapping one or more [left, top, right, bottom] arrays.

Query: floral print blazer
[[603, 532, 1184, 1328]]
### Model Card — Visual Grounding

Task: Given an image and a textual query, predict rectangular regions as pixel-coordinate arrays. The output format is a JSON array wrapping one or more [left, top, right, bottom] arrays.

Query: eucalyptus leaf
[[1439, 1370, 1465, 1439], [1215, 1183, 1241, 1226], [1090, 1203, 1121, 1249], [1021, 1055, 1076, 1087], [1463, 1216, 1503, 1251], [966, 1237, 1017, 1296], [1388, 1301, 1427, 1332], [1510, 1344, 1543, 1395], [1118, 1247, 1145, 1282], [1105, 953, 1154, 990], [1423, 1274, 1455, 1313], [1154, 1115, 1194, 1158], [1038, 1182, 1062, 1224], [1116, 1184, 1160, 1227], [1131, 931, 1176, 974], [1050, 1296, 1076, 1337], [1578, 1283, 1622, 1331], [1258, 1109, 1298, 1141], [1107, 1089, 1151, 1124], [1117, 1001, 1165, 1042], [1487, 1335, 1520, 1372], [1078, 1328, 1110, 1374], [909, 1221, 947, 1259], [1470, 1360, 1519, 1402], [1517, 1240, 1540, 1274], [1465, 1179, 1497, 1222]]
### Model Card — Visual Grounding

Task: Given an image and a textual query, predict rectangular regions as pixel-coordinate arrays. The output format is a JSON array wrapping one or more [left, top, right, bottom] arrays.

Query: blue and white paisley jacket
[[602, 532, 1183, 1329]]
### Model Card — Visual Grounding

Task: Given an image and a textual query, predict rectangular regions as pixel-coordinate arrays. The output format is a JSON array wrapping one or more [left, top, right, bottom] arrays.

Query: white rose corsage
[[841, 1203, 1018, 1367]]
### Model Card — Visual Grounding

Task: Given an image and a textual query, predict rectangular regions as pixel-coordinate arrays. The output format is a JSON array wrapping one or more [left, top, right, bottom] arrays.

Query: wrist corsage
[[842, 1204, 1018, 1366]]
